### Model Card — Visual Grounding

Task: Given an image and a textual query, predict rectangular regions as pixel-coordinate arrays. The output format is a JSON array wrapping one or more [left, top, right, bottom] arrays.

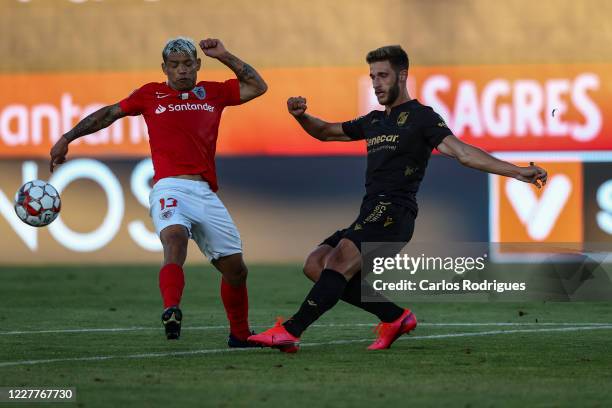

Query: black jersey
[[342, 99, 453, 212]]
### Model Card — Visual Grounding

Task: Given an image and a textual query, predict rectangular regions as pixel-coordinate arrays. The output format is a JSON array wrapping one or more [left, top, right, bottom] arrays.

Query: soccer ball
[[14, 180, 61, 227]]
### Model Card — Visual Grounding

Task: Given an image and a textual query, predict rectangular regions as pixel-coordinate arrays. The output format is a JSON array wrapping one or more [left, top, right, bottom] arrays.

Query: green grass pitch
[[1, 265, 612, 407]]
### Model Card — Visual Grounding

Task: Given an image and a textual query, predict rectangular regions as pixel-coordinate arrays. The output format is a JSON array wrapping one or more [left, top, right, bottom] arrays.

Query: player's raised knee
[[323, 241, 360, 279], [303, 245, 333, 282], [303, 259, 321, 282]]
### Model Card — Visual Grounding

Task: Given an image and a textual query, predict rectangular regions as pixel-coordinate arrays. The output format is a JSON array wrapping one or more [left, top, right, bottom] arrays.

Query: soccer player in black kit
[[249, 46, 547, 352]]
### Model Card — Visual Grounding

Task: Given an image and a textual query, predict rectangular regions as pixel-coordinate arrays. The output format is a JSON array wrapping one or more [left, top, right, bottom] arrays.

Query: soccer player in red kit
[[49, 37, 267, 344]]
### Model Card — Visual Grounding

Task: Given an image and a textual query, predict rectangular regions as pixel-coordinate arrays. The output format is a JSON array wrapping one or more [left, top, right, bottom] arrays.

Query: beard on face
[[384, 74, 400, 106], [375, 73, 401, 106]]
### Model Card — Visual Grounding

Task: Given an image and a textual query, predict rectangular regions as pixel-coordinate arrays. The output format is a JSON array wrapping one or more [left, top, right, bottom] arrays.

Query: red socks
[[220, 278, 251, 340], [159, 264, 249, 339], [159, 263, 185, 308]]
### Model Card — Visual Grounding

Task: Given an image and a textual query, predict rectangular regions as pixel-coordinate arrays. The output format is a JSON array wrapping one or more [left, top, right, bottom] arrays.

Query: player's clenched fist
[[287, 96, 307, 117], [49, 136, 69, 173], [199, 38, 227, 58]]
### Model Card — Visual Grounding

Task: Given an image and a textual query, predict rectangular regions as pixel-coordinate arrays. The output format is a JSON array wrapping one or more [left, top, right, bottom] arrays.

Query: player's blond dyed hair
[[162, 37, 197, 62]]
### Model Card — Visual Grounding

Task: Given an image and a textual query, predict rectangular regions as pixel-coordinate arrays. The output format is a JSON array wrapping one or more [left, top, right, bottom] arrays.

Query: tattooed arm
[[49, 103, 126, 172], [199, 38, 267, 103]]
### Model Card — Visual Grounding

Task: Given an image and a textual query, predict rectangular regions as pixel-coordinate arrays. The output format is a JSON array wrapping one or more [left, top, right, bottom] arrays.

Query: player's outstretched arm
[[287, 96, 351, 141], [437, 135, 548, 188], [199, 38, 267, 103], [49, 103, 127, 172]]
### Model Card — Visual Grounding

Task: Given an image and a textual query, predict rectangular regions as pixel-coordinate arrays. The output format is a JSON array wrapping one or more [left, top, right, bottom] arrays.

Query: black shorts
[[319, 199, 416, 251]]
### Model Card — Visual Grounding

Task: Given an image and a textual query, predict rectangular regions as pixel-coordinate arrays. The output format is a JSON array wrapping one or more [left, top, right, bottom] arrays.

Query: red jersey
[[119, 79, 242, 191]]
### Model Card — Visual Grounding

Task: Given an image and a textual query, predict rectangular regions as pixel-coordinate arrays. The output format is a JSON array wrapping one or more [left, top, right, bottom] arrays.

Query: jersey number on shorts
[[159, 197, 178, 211]]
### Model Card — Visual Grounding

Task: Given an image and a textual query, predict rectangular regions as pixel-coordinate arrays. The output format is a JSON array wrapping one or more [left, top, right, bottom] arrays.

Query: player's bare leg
[[160, 225, 189, 266], [303, 245, 333, 282], [213, 253, 247, 286], [159, 225, 189, 340], [323, 239, 362, 276], [212, 253, 254, 347]]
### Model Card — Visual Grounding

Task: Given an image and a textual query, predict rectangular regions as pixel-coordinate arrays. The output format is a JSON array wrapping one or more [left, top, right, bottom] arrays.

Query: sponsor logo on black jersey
[[367, 134, 400, 148], [397, 111, 410, 126]]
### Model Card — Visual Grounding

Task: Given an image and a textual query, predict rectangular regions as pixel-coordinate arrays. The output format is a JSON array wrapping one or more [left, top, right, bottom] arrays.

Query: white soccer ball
[[14, 180, 61, 227]]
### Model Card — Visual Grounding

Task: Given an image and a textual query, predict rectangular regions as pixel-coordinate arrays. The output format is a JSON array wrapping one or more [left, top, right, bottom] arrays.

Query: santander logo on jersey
[[155, 102, 215, 115]]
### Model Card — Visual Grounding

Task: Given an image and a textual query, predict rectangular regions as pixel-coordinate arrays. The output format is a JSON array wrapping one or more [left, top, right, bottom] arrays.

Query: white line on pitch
[[2, 322, 611, 336], [1, 325, 612, 368]]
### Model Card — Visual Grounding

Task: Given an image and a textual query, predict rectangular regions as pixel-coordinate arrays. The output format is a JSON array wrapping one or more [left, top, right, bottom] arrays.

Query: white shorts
[[149, 177, 242, 261]]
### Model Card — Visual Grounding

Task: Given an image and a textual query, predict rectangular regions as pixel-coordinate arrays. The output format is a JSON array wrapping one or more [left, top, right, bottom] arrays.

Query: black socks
[[283, 269, 406, 338], [341, 273, 405, 323], [284, 269, 347, 337]]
